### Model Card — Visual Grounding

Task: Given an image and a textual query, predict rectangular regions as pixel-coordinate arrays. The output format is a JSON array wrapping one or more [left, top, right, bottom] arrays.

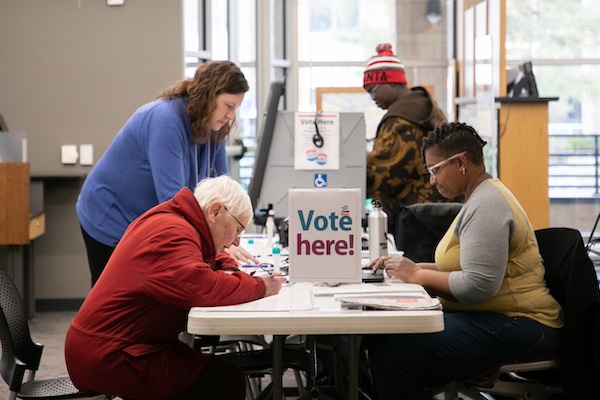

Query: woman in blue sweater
[[77, 61, 250, 285]]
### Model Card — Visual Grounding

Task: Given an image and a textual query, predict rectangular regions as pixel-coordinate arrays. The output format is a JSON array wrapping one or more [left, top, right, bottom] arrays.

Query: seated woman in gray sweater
[[367, 121, 563, 400]]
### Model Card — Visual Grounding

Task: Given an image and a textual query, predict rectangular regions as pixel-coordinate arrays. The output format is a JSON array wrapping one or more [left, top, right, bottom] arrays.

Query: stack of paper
[[311, 283, 424, 297], [335, 293, 442, 311], [196, 289, 313, 312]]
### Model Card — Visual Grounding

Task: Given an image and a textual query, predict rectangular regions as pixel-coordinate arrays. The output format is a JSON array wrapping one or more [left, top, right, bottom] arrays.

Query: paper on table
[[311, 282, 424, 297], [335, 293, 442, 311], [195, 289, 313, 312]]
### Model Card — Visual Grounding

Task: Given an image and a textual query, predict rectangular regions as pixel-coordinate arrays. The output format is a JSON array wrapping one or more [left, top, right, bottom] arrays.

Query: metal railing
[[549, 133, 600, 198]]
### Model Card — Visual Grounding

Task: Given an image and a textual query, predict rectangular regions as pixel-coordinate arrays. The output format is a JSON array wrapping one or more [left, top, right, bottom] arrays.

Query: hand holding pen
[[248, 263, 286, 296], [260, 272, 287, 297]]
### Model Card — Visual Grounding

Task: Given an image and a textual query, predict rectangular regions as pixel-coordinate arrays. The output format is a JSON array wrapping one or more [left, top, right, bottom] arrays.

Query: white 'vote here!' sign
[[288, 188, 362, 283]]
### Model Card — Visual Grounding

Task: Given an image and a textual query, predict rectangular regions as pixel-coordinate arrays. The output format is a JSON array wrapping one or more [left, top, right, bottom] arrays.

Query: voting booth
[[249, 111, 367, 222]]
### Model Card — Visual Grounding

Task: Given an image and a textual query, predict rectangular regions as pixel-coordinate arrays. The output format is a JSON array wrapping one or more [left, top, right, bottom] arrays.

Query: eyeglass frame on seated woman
[[424, 151, 468, 180]]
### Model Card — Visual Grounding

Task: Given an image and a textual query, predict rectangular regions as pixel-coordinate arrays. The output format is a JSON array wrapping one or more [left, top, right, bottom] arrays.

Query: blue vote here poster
[[288, 188, 362, 283]]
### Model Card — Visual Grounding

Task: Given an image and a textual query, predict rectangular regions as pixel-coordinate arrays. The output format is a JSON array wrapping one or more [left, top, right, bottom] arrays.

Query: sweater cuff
[[254, 276, 267, 298]]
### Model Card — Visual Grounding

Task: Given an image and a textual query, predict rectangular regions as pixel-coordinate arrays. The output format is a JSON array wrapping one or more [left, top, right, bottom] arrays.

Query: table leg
[[347, 335, 359, 400], [300, 336, 336, 400], [272, 335, 284, 400], [6, 245, 32, 318]]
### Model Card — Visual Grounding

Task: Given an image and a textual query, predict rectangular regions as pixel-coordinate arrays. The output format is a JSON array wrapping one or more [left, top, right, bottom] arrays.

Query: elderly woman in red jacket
[[65, 176, 286, 400]]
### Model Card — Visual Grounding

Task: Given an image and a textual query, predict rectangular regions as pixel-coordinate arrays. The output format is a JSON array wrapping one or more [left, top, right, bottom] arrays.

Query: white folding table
[[187, 282, 444, 399]]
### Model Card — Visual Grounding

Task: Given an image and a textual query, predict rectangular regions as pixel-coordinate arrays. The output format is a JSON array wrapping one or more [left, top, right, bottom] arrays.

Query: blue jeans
[[367, 312, 560, 400]]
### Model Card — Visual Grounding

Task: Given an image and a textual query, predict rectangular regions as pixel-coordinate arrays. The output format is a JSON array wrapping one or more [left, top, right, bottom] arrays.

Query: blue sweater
[[77, 97, 229, 246]]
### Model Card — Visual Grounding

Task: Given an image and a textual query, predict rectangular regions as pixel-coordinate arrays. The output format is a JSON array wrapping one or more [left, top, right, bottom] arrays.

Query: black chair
[[182, 331, 312, 399], [0, 271, 113, 400], [585, 210, 600, 265], [391, 202, 463, 262], [449, 228, 600, 400], [214, 335, 314, 400]]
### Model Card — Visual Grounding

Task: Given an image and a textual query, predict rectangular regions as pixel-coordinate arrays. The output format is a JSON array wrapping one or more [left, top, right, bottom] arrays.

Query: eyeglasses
[[223, 206, 245, 236], [425, 151, 468, 180], [367, 84, 380, 99]]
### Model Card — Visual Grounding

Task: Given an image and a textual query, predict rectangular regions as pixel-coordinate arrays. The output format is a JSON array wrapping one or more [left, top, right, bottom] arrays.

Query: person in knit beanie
[[363, 43, 408, 87], [363, 43, 457, 216]]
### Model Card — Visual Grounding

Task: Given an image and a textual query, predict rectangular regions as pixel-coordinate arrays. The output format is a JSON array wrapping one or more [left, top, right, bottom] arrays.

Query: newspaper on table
[[335, 292, 442, 311]]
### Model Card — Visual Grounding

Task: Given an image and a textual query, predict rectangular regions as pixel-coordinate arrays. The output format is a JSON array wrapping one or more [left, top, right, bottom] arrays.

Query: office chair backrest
[[0, 303, 31, 393], [535, 228, 598, 311], [0, 272, 39, 394], [0, 272, 111, 399], [391, 202, 463, 262], [534, 228, 600, 398], [0, 272, 43, 370], [0, 271, 46, 394]]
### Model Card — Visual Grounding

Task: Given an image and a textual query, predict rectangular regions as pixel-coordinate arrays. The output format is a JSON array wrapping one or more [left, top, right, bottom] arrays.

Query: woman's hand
[[261, 274, 288, 297], [225, 245, 260, 265], [369, 254, 420, 283], [371, 255, 454, 300], [383, 256, 421, 283]]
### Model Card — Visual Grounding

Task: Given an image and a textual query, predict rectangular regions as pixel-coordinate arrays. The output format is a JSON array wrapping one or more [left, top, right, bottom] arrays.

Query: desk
[[188, 282, 444, 399], [1, 163, 45, 317]]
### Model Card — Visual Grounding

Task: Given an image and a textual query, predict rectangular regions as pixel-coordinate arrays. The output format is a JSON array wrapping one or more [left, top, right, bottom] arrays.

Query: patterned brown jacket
[[366, 86, 456, 215]]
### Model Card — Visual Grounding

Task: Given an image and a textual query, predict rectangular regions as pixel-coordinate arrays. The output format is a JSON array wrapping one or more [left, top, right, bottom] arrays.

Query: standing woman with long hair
[[77, 61, 253, 285]]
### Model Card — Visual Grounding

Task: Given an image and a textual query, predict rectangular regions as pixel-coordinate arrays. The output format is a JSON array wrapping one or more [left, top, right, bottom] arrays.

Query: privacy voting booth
[[248, 110, 367, 222]]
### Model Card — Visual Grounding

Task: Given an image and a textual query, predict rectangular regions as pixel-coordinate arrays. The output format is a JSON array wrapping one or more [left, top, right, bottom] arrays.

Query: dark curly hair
[[423, 122, 488, 165], [157, 61, 249, 144]]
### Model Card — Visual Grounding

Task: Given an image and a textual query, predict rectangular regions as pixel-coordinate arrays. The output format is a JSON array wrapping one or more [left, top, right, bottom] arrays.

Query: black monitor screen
[[507, 61, 539, 98], [0, 114, 8, 131]]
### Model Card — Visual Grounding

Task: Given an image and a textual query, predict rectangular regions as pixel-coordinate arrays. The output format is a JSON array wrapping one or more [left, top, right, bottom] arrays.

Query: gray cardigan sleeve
[[448, 183, 515, 304]]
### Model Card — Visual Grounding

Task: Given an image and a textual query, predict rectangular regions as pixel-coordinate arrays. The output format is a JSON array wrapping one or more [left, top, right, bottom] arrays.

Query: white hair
[[194, 176, 252, 223]]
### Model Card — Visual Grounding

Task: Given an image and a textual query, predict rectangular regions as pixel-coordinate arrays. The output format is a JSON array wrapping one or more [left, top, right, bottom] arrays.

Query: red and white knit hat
[[363, 43, 407, 87]]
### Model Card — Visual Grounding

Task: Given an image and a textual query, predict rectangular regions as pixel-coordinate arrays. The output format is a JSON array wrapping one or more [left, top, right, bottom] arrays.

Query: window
[[296, 0, 397, 112], [183, 1, 451, 188], [183, 0, 290, 188], [506, 0, 600, 199], [297, 0, 394, 63], [506, 0, 600, 134]]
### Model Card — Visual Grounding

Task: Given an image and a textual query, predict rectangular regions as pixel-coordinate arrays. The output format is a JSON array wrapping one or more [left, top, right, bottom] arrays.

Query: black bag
[[392, 202, 463, 262]]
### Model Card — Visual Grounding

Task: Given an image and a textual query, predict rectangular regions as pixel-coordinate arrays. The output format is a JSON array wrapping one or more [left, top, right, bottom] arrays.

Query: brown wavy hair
[[157, 61, 249, 144]]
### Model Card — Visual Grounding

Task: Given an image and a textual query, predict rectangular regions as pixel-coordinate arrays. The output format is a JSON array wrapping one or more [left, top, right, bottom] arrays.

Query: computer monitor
[[507, 61, 539, 98], [249, 111, 366, 224]]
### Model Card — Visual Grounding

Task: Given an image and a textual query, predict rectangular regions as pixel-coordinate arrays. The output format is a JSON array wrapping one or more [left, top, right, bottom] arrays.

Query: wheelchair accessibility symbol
[[314, 174, 327, 188]]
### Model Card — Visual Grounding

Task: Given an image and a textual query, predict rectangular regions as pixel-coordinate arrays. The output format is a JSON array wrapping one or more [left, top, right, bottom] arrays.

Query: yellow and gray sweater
[[436, 179, 563, 329]]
